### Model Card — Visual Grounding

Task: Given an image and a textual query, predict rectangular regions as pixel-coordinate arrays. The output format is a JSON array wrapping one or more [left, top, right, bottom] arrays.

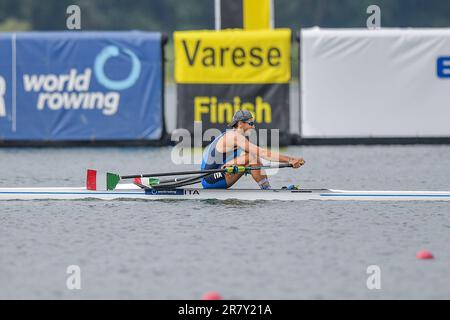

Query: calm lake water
[[1, 145, 450, 299]]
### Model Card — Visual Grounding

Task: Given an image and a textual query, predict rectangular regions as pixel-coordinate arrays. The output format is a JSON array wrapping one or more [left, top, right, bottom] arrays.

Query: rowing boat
[[1, 184, 450, 201], [2, 166, 449, 201]]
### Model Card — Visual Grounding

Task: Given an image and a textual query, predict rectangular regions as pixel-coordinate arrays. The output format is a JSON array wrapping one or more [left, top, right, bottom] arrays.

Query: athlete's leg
[[246, 153, 270, 189], [222, 153, 247, 187], [223, 152, 270, 188]]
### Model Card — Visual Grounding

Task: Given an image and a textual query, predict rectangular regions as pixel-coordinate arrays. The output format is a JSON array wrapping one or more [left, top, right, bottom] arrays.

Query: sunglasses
[[244, 120, 255, 126]]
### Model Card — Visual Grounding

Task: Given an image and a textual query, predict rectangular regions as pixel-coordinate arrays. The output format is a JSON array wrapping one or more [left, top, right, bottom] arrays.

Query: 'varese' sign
[[174, 29, 291, 142], [174, 29, 291, 84]]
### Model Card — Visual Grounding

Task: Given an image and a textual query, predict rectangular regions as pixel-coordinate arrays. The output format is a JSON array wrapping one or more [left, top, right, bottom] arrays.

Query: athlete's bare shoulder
[[217, 130, 240, 151], [224, 129, 246, 143], [223, 129, 239, 138]]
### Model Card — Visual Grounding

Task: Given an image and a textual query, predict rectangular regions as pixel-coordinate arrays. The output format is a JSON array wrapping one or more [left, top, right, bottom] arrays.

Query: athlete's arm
[[234, 134, 305, 167]]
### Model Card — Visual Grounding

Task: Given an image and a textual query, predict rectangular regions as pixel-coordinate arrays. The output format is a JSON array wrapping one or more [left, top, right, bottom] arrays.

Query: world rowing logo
[[94, 45, 141, 90], [22, 45, 142, 116], [145, 189, 186, 196]]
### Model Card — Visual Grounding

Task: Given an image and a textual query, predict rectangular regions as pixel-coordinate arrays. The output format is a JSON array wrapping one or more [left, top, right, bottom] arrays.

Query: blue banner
[[0, 31, 163, 141]]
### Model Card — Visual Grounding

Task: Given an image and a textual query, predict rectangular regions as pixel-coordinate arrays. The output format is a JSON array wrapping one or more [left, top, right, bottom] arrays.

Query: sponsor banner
[[177, 84, 289, 132], [301, 28, 450, 138], [174, 29, 291, 84], [0, 31, 163, 141]]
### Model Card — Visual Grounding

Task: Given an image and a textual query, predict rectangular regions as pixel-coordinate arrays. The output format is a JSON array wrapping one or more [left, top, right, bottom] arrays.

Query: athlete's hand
[[289, 157, 305, 168]]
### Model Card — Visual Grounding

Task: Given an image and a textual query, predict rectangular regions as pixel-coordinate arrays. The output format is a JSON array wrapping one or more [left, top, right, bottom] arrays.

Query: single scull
[[1, 165, 449, 201]]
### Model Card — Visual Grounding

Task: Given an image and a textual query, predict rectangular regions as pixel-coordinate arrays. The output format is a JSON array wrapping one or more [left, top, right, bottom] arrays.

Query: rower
[[201, 110, 305, 189]]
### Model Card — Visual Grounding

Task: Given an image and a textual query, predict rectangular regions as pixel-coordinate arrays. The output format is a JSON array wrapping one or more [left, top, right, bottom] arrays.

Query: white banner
[[301, 28, 450, 138]]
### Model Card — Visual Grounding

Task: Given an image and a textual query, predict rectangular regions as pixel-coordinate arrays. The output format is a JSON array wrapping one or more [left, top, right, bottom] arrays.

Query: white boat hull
[[1, 184, 450, 201]]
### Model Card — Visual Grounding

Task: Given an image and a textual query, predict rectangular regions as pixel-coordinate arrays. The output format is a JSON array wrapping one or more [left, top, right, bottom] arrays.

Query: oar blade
[[86, 169, 121, 191], [133, 177, 160, 187]]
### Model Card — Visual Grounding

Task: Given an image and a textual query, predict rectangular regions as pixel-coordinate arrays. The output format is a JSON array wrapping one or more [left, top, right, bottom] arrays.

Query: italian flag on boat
[[86, 169, 158, 190], [86, 169, 117, 190]]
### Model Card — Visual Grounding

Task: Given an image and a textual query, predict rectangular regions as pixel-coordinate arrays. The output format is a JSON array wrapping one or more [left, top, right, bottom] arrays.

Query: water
[[1, 145, 450, 299]]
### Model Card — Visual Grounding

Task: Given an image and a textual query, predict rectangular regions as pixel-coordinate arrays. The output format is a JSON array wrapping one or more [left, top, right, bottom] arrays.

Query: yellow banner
[[174, 29, 291, 84]]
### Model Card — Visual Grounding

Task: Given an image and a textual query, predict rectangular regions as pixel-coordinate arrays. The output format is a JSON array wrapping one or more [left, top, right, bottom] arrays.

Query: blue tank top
[[201, 132, 239, 170]]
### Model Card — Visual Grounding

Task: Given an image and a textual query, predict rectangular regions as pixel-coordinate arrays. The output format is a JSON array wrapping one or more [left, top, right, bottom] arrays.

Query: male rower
[[201, 110, 305, 189]]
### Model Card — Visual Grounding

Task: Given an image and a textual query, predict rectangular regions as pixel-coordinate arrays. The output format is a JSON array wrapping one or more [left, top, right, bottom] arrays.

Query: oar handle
[[242, 163, 293, 171]]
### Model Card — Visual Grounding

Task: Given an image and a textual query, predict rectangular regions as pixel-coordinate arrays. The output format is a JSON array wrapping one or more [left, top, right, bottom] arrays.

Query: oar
[[151, 173, 213, 189], [121, 163, 292, 179], [134, 174, 210, 189], [87, 164, 293, 191], [121, 163, 293, 179]]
